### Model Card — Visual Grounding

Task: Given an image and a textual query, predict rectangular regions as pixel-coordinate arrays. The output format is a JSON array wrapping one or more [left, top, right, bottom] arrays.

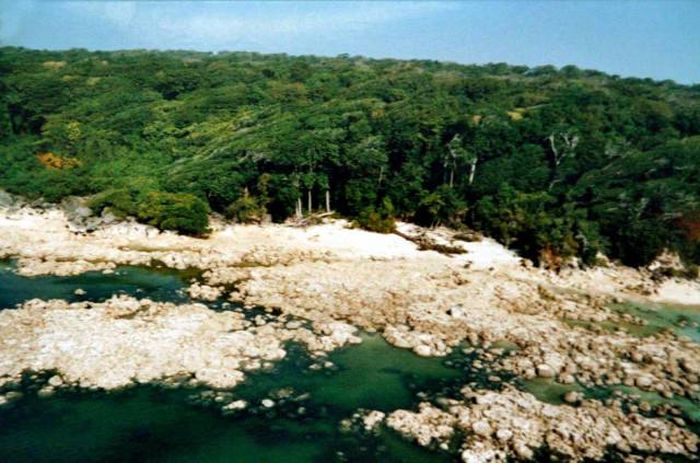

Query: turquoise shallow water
[[523, 377, 700, 420], [611, 301, 700, 343], [562, 300, 700, 343]]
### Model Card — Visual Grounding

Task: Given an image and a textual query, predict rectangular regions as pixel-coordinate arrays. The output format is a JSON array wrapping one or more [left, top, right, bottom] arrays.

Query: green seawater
[[611, 301, 700, 343], [1, 263, 698, 462], [521, 378, 585, 406], [0, 264, 490, 462], [0, 337, 464, 463], [562, 300, 700, 343], [522, 377, 700, 435], [0, 259, 192, 308], [606, 385, 700, 423]]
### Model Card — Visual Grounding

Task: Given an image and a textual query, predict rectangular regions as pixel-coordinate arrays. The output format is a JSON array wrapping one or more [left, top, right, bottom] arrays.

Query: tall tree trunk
[[325, 189, 331, 213], [449, 167, 455, 188], [307, 189, 312, 214], [295, 197, 302, 219], [546, 132, 579, 190], [547, 134, 560, 190], [468, 159, 477, 185]]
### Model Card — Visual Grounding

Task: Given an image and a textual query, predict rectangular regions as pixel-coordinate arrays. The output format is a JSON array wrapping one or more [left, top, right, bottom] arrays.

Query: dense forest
[[1, 47, 699, 267]]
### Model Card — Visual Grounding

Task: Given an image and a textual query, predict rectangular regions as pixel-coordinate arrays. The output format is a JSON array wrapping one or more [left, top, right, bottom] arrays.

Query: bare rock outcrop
[[0, 295, 361, 391], [385, 387, 698, 462]]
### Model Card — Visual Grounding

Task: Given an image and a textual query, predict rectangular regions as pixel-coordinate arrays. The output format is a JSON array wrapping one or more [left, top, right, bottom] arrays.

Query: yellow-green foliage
[[356, 199, 396, 234], [225, 194, 267, 224]]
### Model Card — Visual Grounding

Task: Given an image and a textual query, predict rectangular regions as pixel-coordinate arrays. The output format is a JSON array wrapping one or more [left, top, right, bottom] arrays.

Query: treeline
[[1, 47, 699, 267]]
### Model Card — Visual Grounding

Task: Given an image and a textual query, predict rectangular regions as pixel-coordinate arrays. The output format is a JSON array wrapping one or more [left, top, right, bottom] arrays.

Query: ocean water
[[0, 331, 484, 463], [0, 262, 697, 462], [0, 259, 192, 308], [562, 299, 700, 344], [611, 301, 700, 343], [0, 263, 481, 462]]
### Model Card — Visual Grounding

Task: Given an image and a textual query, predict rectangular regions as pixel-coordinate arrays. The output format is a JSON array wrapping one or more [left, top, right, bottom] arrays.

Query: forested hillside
[[1, 47, 698, 266]]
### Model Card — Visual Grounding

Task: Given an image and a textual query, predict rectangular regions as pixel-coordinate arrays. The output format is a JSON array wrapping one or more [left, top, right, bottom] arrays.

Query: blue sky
[[1, 1, 699, 83]]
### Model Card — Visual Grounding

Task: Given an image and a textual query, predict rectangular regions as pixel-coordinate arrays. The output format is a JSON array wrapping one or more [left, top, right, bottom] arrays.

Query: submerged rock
[[4, 391, 23, 401], [362, 410, 386, 431], [48, 375, 64, 387], [221, 399, 247, 414], [37, 386, 55, 398]]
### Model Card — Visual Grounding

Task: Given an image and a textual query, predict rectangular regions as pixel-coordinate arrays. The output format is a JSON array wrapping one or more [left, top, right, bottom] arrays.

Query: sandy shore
[[0, 203, 698, 461]]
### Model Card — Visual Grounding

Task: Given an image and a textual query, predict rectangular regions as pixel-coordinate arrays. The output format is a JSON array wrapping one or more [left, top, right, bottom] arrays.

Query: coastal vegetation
[[1, 206, 698, 462], [1, 47, 698, 265]]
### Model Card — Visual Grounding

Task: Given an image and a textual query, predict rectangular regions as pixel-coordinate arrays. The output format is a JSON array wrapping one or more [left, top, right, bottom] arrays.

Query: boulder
[[559, 373, 576, 384], [61, 196, 94, 230], [448, 305, 467, 319], [536, 364, 555, 378], [37, 386, 55, 398], [513, 442, 534, 460], [0, 190, 16, 208], [471, 420, 492, 437], [563, 391, 583, 404], [414, 345, 433, 357], [635, 375, 653, 388], [495, 428, 513, 442]]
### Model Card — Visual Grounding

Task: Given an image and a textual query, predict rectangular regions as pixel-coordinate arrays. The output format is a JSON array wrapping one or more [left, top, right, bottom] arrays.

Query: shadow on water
[[0, 259, 193, 309]]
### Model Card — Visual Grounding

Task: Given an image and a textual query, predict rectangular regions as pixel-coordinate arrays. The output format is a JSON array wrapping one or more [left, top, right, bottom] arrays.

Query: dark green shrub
[[88, 188, 139, 218], [137, 191, 209, 236], [473, 186, 604, 267], [356, 198, 396, 233], [414, 185, 467, 227]]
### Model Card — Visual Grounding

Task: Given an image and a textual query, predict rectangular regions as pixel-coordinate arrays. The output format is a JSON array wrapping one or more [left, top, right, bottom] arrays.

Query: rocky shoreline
[[384, 386, 698, 461], [1, 201, 699, 461], [0, 295, 360, 391]]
